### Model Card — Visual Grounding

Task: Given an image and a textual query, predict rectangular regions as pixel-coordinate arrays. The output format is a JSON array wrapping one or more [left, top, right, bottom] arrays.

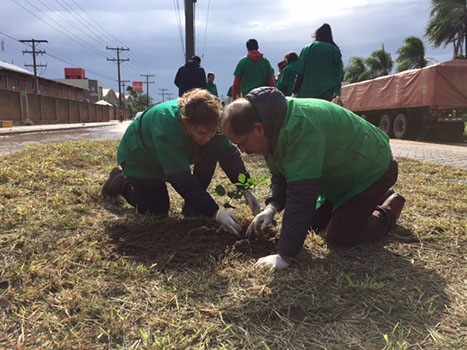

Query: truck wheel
[[379, 114, 393, 136], [393, 113, 409, 139]]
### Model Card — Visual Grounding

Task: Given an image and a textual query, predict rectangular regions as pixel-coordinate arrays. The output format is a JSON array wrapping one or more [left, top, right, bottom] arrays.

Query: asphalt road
[[0, 121, 466, 170], [0, 122, 130, 157]]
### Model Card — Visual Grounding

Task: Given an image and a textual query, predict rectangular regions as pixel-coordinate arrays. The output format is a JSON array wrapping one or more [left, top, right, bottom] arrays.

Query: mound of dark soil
[[105, 215, 277, 269]]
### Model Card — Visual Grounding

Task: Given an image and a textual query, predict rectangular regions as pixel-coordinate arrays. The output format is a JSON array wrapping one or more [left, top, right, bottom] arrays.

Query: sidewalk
[[0, 120, 125, 136]]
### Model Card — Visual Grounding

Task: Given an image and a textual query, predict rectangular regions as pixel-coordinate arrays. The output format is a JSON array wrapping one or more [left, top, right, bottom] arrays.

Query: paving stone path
[[390, 139, 467, 170]]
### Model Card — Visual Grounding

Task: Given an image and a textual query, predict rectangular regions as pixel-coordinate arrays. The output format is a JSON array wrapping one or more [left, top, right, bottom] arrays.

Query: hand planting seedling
[[215, 173, 266, 216]]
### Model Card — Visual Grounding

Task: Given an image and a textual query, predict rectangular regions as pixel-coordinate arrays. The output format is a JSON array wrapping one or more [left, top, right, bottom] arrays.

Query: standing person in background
[[174, 55, 207, 97], [275, 59, 288, 88], [225, 86, 233, 106], [206, 72, 219, 97], [293, 23, 343, 101], [231, 39, 276, 100], [102, 89, 261, 237], [277, 52, 299, 96]]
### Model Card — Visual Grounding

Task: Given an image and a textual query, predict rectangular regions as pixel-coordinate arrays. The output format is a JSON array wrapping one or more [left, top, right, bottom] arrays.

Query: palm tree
[[366, 44, 393, 78], [344, 57, 371, 83], [425, 0, 467, 58], [396, 36, 429, 72]]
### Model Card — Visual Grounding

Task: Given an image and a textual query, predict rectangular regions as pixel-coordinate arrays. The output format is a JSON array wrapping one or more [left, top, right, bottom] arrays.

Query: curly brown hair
[[178, 88, 222, 132]]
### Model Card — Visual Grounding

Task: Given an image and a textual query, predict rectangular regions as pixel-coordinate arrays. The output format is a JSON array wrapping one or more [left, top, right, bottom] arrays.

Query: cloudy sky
[[0, 0, 454, 103]]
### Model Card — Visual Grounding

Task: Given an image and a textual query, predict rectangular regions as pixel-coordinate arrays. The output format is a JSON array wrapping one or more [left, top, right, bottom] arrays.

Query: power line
[[173, 0, 185, 58], [0, 26, 116, 82], [201, 0, 211, 58], [11, 0, 108, 59], [67, 0, 148, 72]]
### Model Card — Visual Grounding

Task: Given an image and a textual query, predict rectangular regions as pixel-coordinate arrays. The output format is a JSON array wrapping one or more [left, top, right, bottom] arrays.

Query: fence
[[0, 89, 119, 125]]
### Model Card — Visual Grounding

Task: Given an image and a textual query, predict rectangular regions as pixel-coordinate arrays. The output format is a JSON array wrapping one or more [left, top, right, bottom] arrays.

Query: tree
[[125, 86, 153, 113], [425, 0, 467, 58], [344, 57, 371, 83], [366, 44, 393, 78], [396, 36, 429, 72]]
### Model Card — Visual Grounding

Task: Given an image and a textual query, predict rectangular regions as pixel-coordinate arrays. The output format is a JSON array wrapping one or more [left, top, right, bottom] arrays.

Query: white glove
[[215, 209, 241, 236], [246, 204, 276, 236], [254, 254, 290, 270], [243, 189, 261, 216]]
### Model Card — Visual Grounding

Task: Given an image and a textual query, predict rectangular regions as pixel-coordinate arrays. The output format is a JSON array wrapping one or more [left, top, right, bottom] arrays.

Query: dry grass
[[0, 140, 466, 350]]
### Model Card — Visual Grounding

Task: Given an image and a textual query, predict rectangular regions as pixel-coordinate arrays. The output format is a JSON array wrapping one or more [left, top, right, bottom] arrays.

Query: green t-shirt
[[296, 41, 343, 98], [233, 56, 274, 97], [117, 100, 231, 180], [264, 98, 391, 209], [277, 61, 298, 96], [206, 81, 218, 96]]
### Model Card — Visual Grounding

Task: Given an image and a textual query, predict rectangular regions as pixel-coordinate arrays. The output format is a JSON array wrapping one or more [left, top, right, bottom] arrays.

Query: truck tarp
[[340, 60, 467, 112]]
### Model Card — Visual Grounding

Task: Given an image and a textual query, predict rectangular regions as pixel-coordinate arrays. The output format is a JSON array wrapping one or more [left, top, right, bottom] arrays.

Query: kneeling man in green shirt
[[222, 87, 405, 270]]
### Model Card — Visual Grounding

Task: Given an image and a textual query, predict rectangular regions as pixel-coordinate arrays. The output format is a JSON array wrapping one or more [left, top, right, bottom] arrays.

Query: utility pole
[[166, 93, 174, 101], [121, 80, 130, 94], [140, 74, 155, 109], [184, 0, 196, 62], [20, 39, 48, 93], [158, 88, 168, 102], [106, 46, 129, 109], [121, 80, 130, 110]]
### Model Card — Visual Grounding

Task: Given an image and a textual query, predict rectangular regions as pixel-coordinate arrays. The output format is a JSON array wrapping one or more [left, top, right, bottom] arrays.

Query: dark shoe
[[102, 166, 125, 198], [381, 193, 406, 225], [378, 188, 395, 205]]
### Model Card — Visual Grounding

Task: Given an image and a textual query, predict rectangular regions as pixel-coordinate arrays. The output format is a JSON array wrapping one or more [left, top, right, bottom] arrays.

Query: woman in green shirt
[[293, 23, 344, 100], [277, 51, 299, 96], [102, 89, 260, 236]]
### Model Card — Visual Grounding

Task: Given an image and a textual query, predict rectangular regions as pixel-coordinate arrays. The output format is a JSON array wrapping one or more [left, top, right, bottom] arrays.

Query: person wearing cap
[[102, 88, 261, 236], [206, 72, 219, 97], [222, 87, 406, 269], [231, 39, 276, 100], [293, 23, 343, 101], [174, 55, 207, 97]]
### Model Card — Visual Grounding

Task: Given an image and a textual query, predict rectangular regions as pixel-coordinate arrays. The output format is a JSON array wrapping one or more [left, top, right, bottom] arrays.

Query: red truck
[[339, 60, 467, 139]]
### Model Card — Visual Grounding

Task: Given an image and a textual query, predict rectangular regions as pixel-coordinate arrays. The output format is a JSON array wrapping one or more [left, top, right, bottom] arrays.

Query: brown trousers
[[310, 159, 399, 246]]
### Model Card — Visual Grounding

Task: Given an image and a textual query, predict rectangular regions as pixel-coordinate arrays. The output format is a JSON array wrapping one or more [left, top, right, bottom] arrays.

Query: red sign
[[132, 81, 143, 92]]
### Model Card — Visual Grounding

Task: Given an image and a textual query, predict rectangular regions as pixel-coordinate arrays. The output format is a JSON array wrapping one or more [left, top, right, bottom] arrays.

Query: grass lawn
[[0, 140, 466, 349]]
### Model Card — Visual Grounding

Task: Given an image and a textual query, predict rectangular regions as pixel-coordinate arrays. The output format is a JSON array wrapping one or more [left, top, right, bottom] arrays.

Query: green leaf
[[215, 185, 226, 196], [238, 173, 247, 184]]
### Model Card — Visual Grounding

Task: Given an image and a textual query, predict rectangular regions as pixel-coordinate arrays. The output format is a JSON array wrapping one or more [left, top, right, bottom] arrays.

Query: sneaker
[[102, 166, 125, 198]]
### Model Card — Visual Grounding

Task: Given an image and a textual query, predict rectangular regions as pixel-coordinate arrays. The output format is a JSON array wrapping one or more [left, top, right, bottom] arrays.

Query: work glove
[[246, 204, 277, 236], [254, 254, 290, 270], [215, 209, 241, 237], [243, 189, 261, 216]]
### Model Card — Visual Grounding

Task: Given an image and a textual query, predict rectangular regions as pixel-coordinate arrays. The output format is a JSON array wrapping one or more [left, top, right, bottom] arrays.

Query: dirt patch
[[105, 215, 277, 269]]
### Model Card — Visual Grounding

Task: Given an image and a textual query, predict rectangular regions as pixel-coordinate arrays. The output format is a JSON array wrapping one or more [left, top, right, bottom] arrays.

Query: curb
[[0, 121, 129, 136]]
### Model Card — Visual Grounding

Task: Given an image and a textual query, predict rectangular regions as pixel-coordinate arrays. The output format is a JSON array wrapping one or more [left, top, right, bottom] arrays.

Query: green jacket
[[264, 98, 391, 209], [234, 53, 274, 97], [296, 41, 343, 98], [117, 100, 231, 180], [206, 81, 218, 96]]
